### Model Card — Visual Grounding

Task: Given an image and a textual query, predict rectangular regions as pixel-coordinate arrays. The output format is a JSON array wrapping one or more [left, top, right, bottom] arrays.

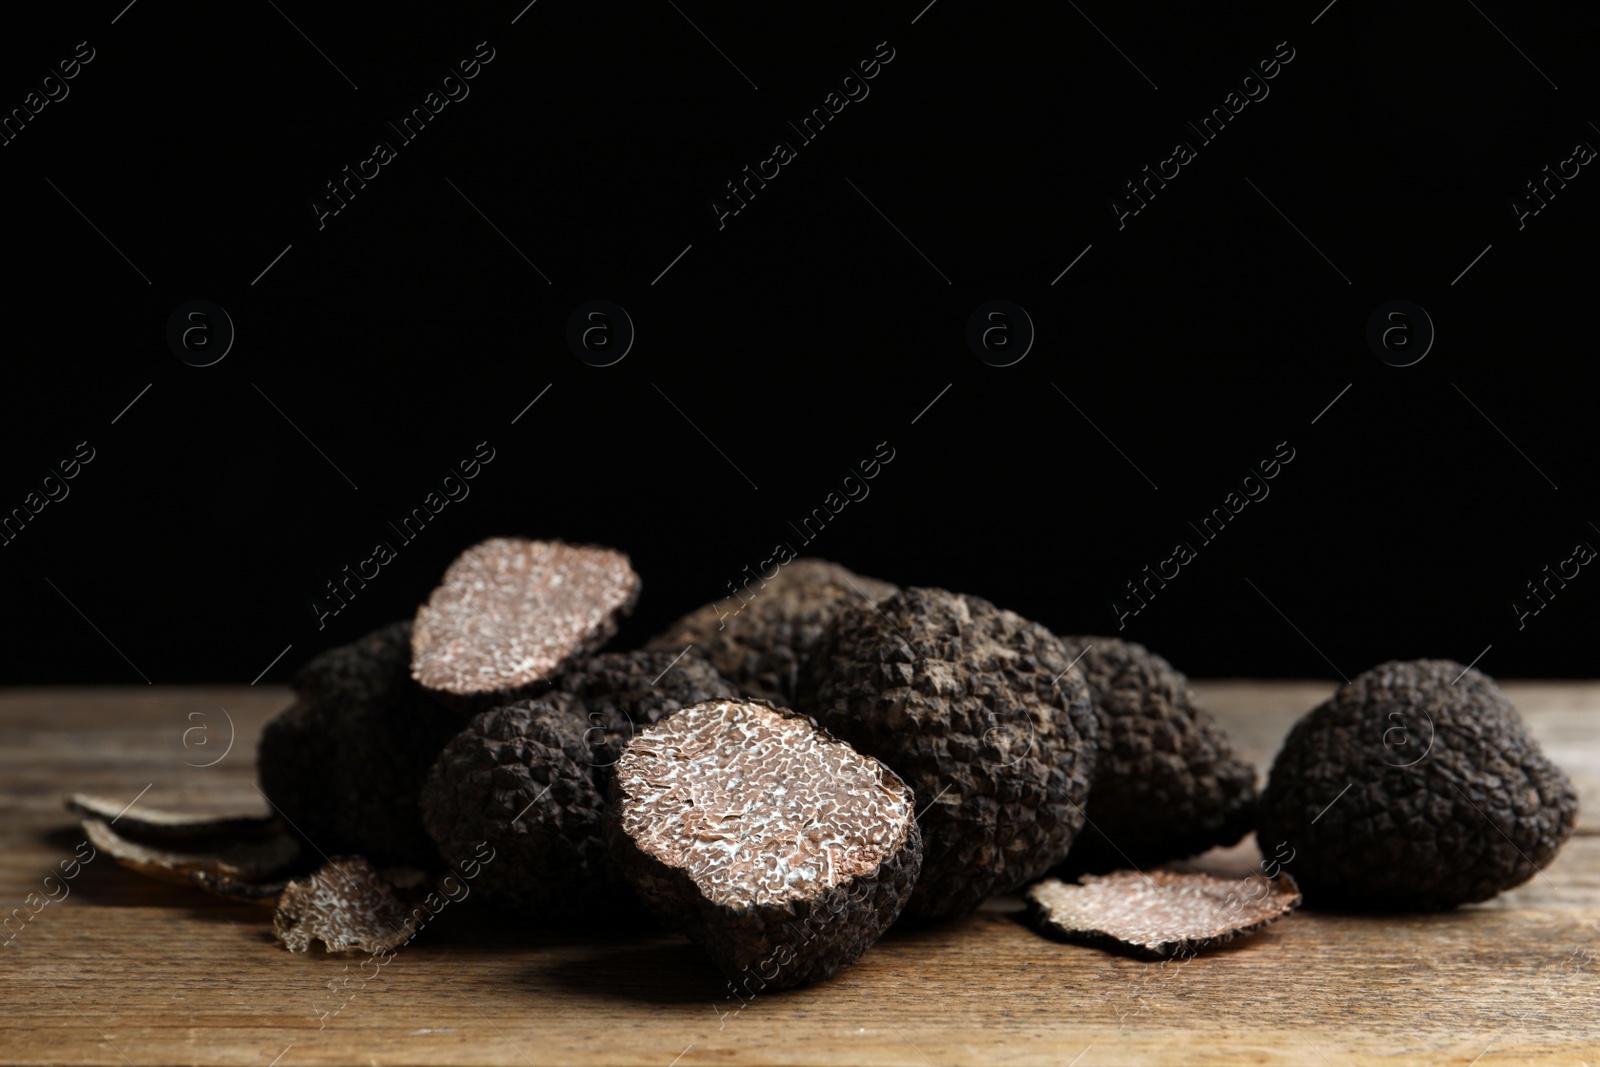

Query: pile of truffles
[[75, 537, 1579, 987]]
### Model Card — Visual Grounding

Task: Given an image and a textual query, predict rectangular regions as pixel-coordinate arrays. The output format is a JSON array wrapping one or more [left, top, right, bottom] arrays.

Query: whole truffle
[[421, 698, 613, 913], [646, 558, 898, 706], [257, 622, 461, 865], [550, 650, 741, 770], [421, 650, 740, 912], [1258, 659, 1578, 910], [608, 698, 922, 988], [797, 587, 1097, 921], [1055, 637, 1257, 873]]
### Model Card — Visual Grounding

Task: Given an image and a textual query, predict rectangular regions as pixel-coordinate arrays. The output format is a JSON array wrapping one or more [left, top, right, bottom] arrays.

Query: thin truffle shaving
[[616, 700, 913, 909], [1027, 870, 1301, 959], [412, 539, 641, 697]]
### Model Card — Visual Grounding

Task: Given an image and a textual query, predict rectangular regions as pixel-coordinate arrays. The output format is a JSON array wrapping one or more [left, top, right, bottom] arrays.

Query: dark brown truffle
[[607, 699, 922, 988], [1026, 870, 1300, 959], [411, 538, 641, 706], [1257, 659, 1579, 909], [645, 558, 897, 706], [257, 622, 461, 865], [420, 699, 614, 913], [549, 649, 741, 771], [1055, 636, 1257, 873], [797, 587, 1098, 922]]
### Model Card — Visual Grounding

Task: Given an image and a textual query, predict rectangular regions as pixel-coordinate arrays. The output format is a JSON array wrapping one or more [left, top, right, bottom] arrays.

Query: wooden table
[[2, 683, 1596, 1066]]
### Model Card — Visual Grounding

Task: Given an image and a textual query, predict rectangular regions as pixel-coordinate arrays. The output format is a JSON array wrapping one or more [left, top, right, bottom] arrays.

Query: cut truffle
[[797, 588, 1097, 922], [1054, 637, 1257, 873], [607, 699, 922, 988], [79, 812, 301, 896], [1026, 870, 1300, 959], [549, 649, 742, 770], [421, 698, 616, 913], [257, 622, 462, 866], [645, 558, 898, 706], [1257, 659, 1579, 910], [411, 538, 641, 706]]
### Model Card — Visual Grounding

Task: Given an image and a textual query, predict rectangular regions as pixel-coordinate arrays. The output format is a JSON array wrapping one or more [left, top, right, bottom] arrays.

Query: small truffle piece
[[1026, 870, 1301, 959], [257, 622, 462, 865], [549, 650, 742, 770], [273, 857, 416, 954], [421, 699, 613, 913], [66, 793, 282, 844], [1055, 637, 1257, 873], [608, 699, 922, 988], [1258, 659, 1579, 910], [798, 587, 1097, 921], [411, 538, 641, 705], [645, 558, 897, 706]]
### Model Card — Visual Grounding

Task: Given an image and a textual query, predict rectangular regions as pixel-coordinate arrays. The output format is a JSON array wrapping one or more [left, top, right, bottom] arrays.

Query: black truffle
[[797, 587, 1097, 921], [646, 558, 898, 706], [257, 622, 461, 865], [420, 650, 740, 912], [1055, 636, 1257, 873], [607, 698, 922, 988], [420, 698, 613, 913], [550, 649, 741, 770], [1258, 659, 1579, 910]]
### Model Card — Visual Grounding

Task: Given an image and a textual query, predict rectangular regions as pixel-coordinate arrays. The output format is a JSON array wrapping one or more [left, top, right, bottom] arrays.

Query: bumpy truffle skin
[[258, 623, 461, 865], [1055, 637, 1257, 873], [606, 700, 923, 988], [421, 699, 614, 913], [798, 588, 1097, 921], [551, 650, 741, 770], [646, 558, 898, 706], [1258, 659, 1579, 910]]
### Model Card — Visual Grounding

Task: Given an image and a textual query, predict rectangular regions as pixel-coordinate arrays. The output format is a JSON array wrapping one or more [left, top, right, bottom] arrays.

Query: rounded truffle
[[1258, 659, 1578, 910], [607, 698, 922, 988], [646, 558, 898, 706], [797, 587, 1097, 921], [420, 698, 614, 913], [411, 538, 641, 707], [1055, 636, 1257, 873], [257, 622, 462, 866], [549, 649, 741, 770]]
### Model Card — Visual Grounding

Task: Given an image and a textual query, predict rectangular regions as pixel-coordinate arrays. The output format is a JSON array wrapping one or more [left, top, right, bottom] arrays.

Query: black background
[[1, 0, 1594, 686]]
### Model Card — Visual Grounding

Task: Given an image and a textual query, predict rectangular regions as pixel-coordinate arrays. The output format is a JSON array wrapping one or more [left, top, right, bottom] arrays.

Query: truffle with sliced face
[[797, 588, 1097, 922], [420, 698, 616, 913], [645, 558, 897, 706], [1258, 659, 1579, 909], [1055, 636, 1257, 873], [607, 699, 922, 988], [411, 538, 641, 707], [257, 622, 461, 866]]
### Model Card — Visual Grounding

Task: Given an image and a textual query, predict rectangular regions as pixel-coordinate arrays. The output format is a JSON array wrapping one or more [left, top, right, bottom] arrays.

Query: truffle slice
[[1258, 659, 1579, 909], [550, 650, 741, 770], [79, 813, 301, 894], [1026, 871, 1300, 959], [797, 587, 1097, 921], [411, 538, 641, 705], [1055, 637, 1257, 873], [608, 699, 922, 988], [257, 622, 461, 865], [274, 857, 416, 955], [645, 558, 897, 706], [421, 699, 615, 913]]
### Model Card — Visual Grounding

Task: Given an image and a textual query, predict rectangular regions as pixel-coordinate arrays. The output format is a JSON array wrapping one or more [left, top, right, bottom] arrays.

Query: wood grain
[[1, 683, 1596, 1066]]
